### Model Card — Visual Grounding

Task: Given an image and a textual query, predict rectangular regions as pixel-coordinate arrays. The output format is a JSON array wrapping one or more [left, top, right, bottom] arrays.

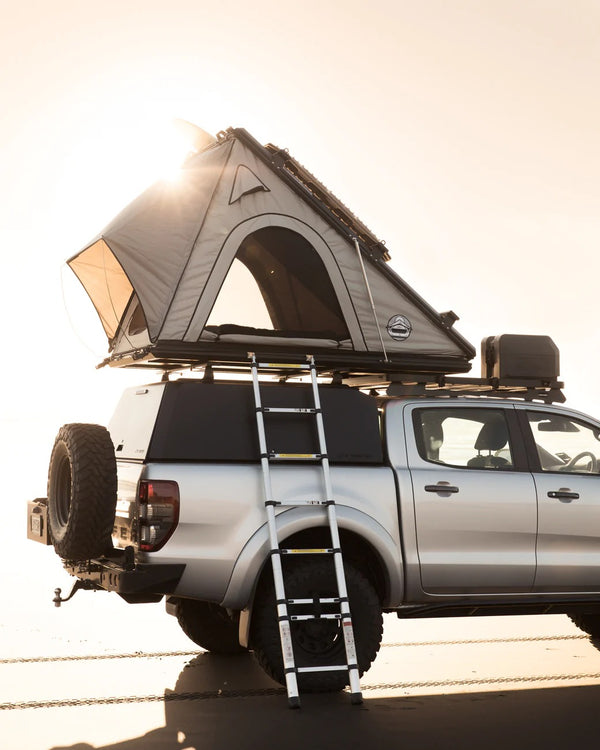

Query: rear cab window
[[413, 407, 516, 470]]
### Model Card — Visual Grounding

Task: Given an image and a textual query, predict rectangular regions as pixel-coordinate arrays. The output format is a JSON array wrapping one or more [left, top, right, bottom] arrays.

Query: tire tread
[[175, 599, 247, 654], [251, 559, 382, 692], [47, 423, 117, 560]]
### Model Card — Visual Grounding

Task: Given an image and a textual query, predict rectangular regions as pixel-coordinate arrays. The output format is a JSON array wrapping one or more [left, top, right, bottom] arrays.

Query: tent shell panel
[[68, 127, 475, 376]]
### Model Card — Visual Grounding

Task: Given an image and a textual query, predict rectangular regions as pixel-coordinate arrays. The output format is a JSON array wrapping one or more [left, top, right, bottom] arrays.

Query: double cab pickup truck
[[27, 354, 600, 694]]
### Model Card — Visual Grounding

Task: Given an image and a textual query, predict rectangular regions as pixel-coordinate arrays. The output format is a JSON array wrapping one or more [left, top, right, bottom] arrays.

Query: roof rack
[[342, 373, 564, 404], [102, 333, 565, 405], [105, 354, 564, 404]]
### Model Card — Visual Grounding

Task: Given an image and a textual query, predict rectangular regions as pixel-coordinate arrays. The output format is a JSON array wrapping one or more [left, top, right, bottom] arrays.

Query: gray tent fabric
[[68, 127, 475, 374], [69, 141, 233, 341], [229, 164, 270, 204]]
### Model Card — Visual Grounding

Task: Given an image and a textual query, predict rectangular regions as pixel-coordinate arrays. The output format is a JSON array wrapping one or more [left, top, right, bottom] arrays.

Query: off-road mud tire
[[250, 558, 383, 692], [47, 423, 117, 560], [175, 599, 247, 654], [568, 613, 600, 638]]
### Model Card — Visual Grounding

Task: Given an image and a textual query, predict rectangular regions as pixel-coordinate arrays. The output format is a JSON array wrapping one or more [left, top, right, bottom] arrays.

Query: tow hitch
[[53, 579, 103, 607]]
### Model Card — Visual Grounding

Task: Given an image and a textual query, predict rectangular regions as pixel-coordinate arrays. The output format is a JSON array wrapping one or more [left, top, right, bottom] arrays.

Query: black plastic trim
[[515, 408, 542, 471], [64, 554, 185, 596], [393, 596, 600, 619], [103, 339, 471, 375]]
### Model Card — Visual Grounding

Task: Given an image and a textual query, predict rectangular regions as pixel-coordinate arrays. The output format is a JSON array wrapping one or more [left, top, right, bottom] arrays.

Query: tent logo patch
[[387, 315, 412, 341]]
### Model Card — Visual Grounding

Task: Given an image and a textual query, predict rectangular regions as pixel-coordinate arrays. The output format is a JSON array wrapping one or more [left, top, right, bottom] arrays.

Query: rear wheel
[[175, 599, 247, 654], [568, 613, 600, 638], [47, 423, 117, 560], [250, 558, 383, 692]]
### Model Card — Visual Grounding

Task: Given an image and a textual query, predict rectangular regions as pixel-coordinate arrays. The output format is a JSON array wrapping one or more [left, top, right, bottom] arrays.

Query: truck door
[[519, 408, 600, 592], [407, 404, 537, 594]]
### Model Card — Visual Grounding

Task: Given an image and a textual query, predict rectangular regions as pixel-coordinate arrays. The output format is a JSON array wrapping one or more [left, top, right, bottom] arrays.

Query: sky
[[2, 0, 600, 494]]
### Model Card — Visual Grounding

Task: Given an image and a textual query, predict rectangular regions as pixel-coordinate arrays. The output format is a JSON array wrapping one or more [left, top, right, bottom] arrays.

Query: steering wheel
[[563, 451, 598, 473]]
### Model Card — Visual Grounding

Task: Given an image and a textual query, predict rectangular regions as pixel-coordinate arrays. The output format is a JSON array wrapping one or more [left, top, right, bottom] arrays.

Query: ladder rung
[[291, 614, 342, 621], [280, 548, 336, 555], [297, 665, 348, 673], [263, 407, 318, 414], [257, 362, 311, 370], [250, 351, 362, 705], [275, 499, 329, 507], [269, 453, 321, 461]]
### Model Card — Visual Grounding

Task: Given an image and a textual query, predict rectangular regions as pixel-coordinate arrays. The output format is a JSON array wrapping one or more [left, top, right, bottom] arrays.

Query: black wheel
[[568, 613, 600, 638], [47, 423, 117, 560], [250, 558, 383, 692], [174, 599, 247, 654]]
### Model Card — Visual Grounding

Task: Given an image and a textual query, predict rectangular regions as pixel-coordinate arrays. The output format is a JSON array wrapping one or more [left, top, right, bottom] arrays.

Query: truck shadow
[[49, 652, 600, 750]]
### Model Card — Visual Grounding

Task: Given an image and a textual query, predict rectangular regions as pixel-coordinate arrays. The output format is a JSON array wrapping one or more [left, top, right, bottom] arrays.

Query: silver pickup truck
[[27, 375, 600, 693]]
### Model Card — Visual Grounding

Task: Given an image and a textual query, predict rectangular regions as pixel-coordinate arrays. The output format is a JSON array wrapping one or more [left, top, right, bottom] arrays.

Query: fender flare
[[219, 506, 404, 645]]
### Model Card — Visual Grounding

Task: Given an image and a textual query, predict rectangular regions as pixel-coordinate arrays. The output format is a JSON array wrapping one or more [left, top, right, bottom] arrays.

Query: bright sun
[[152, 120, 201, 181]]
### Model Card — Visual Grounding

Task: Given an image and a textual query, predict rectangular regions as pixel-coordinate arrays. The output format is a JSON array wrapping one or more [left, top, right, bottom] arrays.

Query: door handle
[[548, 490, 579, 500], [425, 483, 459, 494]]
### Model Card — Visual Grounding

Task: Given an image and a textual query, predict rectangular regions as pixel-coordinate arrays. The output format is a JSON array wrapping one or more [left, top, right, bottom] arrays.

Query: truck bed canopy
[[68, 127, 475, 375]]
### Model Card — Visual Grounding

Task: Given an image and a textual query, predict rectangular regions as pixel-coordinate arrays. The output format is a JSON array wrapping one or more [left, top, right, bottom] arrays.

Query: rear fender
[[221, 505, 403, 643]]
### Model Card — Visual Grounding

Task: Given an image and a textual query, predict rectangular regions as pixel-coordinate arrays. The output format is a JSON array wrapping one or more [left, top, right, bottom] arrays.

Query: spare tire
[[47, 423, 117, 560]]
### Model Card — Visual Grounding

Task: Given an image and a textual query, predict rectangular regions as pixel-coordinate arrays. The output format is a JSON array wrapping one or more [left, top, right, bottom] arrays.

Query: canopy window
[[207, 227, 350, 340]]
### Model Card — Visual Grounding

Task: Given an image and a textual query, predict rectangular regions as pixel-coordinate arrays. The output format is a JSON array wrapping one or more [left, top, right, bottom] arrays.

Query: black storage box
[[482, 334, 560, 381]]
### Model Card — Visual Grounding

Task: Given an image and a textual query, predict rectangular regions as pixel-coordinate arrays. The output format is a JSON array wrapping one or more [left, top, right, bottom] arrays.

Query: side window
[[414, 407, 514, 470], [527, 412, 600, 475]]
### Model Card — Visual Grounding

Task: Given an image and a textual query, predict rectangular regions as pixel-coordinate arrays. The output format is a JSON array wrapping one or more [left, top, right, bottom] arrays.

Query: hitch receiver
[[53, 579, 103, 607]]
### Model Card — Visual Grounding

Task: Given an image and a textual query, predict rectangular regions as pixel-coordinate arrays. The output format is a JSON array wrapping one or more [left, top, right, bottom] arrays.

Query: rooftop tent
[[67, 127, 475, 375]]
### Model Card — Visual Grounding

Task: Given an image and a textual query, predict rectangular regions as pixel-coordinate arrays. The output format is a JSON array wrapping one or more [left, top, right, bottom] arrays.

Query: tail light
[[138, 480, 179, 552]]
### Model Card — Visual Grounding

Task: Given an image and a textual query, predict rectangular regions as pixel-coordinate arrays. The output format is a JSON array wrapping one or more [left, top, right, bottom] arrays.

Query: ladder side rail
[[250, 355, 300, 705], [308, 356, 362, 701]]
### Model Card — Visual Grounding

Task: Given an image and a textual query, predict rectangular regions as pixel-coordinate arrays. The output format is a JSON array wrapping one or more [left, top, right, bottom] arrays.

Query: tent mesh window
[[206, 227, 350, 341], [128, 298, 148, 336]]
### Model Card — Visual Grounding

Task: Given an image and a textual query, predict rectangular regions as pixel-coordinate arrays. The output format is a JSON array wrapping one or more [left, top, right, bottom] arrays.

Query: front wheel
[[250, 559, 383, 692]]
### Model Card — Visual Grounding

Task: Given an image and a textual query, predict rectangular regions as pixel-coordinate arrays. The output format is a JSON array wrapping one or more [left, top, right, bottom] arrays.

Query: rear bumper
[[28, 498, 185, 603], [64, 551, 185, 599]]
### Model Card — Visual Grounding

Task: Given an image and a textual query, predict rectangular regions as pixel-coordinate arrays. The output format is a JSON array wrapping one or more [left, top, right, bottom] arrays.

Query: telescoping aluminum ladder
[[249, 353, 363, 708]]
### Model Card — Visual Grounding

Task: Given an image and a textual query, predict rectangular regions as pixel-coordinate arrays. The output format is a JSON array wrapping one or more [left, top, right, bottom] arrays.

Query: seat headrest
[[421, 414, 444, 459], [474, 418, 508, 452]]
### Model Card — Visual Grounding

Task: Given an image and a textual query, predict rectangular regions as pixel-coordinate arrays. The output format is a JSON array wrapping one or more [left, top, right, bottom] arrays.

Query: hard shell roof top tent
[[68, 126, 476, 377]]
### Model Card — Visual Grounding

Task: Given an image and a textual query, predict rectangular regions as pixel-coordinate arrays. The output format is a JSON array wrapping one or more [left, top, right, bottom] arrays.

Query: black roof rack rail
[[98, 349, 564, 404], [335, 372, 564, 403], [376, 374, 565, 404]]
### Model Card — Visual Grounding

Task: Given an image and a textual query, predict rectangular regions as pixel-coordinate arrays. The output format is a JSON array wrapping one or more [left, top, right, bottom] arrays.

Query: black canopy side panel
[[147, 381, 382, 464]]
